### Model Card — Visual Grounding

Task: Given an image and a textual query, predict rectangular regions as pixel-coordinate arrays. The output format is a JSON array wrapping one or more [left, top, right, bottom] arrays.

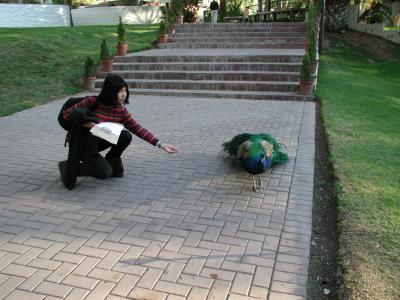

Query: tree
[[325, 0, 349, 31]]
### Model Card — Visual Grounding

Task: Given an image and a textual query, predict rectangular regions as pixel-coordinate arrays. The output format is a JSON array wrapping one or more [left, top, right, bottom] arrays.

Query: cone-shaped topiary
[[159, 20, 169, 34], [84, 57, 96, 77], [300, 53, 311, 82], [117, 17, 126, 45], [173, 0, 184, 15], [307, 18, 317, 40], [100, 39, 111, 61], [308, 26, 317, 61]]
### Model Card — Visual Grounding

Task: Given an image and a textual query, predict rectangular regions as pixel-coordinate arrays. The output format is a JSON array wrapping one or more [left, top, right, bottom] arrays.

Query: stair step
[[95, 79, 299, 92], [112, 62, 301, 72], [160, 42, 305, 49], [129, 89, 314, 101], [175, 28, 307, 33], [172, 32, 306, 38], [114, 55, 303, 63], [174, 23, 306, 29], [100, 70, 299, 81], [168, 37, 307, 43]]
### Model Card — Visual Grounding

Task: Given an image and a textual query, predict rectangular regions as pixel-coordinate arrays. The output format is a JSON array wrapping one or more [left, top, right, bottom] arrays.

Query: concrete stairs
[[95, 22, 313, 101], [159, 23, 307, 49]]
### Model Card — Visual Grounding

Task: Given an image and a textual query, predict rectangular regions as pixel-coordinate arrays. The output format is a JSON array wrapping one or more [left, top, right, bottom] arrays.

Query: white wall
[[71, 6, 163, 26], [347, 4, 400, 45], [0, 4, 71, 28]]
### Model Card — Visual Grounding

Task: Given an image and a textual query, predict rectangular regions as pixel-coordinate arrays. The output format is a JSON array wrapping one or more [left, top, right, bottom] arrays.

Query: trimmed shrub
[[84, 56, 96, 77], [100, 39, 111, 61], [117, 17, 126, 45], [300, 53, 311, 82], [308, 25, 317, 61]]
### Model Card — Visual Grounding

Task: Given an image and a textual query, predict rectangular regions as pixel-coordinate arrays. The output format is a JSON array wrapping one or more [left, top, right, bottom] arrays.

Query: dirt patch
[[307, 101, 340, 300], [326, 30, 400, 60]]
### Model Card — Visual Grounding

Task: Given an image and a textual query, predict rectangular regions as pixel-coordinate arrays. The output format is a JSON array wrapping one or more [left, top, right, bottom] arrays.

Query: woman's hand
[[83, 122, 96, 129], [160, 143, 178, 154]]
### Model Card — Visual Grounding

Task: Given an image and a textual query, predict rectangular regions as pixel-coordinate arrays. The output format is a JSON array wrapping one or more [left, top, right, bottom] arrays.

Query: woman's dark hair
[[98, 74, 130, 106]]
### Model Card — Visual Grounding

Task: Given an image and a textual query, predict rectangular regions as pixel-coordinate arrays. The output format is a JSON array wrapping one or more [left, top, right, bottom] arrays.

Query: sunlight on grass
[[317, 35, 400, 298], [384, 27, 400, 30], [0, 25, 159, 117]]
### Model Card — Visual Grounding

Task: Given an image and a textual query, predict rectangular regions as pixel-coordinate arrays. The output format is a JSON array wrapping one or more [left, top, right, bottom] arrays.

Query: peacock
[[222, 133, 288, 191]]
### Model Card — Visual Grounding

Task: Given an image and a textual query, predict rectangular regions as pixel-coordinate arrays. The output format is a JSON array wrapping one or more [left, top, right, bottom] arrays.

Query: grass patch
[[384, 27, 400, 31], [317, 34, 400, 299], [0, 25, 159, 117]]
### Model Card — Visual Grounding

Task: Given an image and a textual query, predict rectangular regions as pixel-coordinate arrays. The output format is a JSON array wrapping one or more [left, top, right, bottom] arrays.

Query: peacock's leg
[[258, 174, 263, 189], [252, 175, 257, 191]]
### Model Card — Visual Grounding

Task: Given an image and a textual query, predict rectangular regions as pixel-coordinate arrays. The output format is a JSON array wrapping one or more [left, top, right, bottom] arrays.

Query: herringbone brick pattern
[[0, 95, 314, 299]]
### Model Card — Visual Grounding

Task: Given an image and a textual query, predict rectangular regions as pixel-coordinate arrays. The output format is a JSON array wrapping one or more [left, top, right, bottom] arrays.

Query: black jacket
[[63, 108, 98, 189]]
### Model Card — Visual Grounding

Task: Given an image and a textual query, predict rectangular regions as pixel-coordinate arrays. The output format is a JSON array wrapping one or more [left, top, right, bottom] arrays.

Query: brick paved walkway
[[0, 95, 315, 300]]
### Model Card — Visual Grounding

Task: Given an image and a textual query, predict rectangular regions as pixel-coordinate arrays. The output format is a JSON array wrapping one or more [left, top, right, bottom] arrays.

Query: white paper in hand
[[90, 122, 124, 144]]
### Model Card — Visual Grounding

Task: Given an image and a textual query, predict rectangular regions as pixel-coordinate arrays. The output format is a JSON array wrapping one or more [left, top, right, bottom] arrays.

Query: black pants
[[78, 130, 132, 179]]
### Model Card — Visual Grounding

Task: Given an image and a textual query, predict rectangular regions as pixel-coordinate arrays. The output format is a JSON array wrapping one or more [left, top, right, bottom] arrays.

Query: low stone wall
[[71, 6, 163, 26], [347, 4, 400, 45], [0, 4, 71, 28], [0, 4, 162, 28]]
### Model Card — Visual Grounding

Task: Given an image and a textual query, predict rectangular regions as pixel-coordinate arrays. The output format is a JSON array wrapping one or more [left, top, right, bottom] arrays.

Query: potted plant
[[83, 56, 96, 90], [116, 16, 128, 56], [308, 24, 318, 74], [100, 38, 113, 73], [174, 0, 184, 24], [210, 0, 219, 24], [159, 20, 169, 44], [299, 53, 314, 95]]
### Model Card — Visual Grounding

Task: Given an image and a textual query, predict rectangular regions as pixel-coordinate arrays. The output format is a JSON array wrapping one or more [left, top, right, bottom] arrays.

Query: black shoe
[[107, 157, 124, 177], [58, 161, 68, 187]]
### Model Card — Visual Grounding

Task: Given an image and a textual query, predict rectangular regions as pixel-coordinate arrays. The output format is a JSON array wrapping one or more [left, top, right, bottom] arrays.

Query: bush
[[300, 53, 311, 82], [210, 0, 219, 10], [359, 1, 393, 24], [100, 39, 111, 61], [226, 0, 243, 17], [307, 6, 317, 40], [84, 57, 96, 77], [117, 17, 126, 45], [120, 0, 139, 5], [169, 0, 199, 23]]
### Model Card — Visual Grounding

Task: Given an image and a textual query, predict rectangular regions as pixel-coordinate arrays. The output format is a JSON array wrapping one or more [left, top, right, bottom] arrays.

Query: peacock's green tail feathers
[[273, 149, 288, 164], [222, 133, 288, 165]]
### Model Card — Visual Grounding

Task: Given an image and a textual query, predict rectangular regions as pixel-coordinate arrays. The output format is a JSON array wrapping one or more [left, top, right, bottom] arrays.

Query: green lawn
[[384, 27, 400, 31], [0, 25, 159, 117], [317, 35, 400, 299]]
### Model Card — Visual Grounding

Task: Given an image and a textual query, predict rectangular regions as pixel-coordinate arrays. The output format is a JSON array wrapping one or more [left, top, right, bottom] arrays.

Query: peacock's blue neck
[[241, 155, 271, 175]]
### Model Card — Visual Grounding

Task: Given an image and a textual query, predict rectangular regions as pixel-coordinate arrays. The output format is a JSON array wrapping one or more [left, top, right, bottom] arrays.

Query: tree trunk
[[220, 0, 226, 19], [65, 0, 74, 27]]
